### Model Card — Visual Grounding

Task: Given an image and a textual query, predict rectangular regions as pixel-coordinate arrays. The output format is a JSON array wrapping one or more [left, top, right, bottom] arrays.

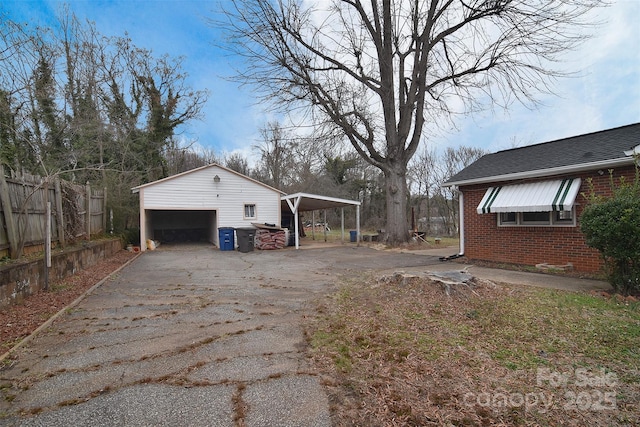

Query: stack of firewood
[[255, 229, 287, 250]]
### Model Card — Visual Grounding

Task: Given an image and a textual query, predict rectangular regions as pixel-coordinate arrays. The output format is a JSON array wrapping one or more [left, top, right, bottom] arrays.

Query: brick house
[[443, 123, 640, 273]]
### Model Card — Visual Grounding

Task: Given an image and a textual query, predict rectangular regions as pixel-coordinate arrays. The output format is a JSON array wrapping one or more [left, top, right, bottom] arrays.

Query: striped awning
[[477, 178, 582, 214]]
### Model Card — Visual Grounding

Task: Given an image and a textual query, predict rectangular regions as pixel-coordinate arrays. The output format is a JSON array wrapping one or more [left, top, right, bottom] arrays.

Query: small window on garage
[[244, 204, 256, 219]]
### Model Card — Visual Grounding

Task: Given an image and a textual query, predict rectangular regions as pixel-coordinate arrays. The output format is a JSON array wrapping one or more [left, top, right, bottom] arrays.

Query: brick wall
[[460, 165, 636, 272]]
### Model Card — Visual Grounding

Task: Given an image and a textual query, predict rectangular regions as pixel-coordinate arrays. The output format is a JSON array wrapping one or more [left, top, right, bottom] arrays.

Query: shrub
[[121, 228, 140, 247], [581, 173, 640, 295]]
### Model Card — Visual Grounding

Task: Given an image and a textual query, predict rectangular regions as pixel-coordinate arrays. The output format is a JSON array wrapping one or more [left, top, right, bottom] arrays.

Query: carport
[[281, 193, 361, 249]]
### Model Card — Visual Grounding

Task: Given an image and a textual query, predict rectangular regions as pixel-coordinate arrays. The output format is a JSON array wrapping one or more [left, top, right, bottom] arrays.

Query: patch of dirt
[[0, 250, 138, 353]]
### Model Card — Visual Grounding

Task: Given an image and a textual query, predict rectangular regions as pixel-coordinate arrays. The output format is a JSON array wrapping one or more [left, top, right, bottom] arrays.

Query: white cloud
[[440, 0, 640, 154]]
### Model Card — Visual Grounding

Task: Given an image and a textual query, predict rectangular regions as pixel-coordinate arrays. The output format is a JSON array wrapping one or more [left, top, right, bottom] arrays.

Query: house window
[[244, 204, 256, 219], [554, 210, 573, 223], [497, 209, 576, 227], [522, 212, 551, 225], [499, 212, 517, 224]]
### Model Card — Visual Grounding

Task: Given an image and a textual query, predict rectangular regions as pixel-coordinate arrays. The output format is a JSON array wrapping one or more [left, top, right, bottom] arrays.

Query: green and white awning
[[477, 178, 582, 214]]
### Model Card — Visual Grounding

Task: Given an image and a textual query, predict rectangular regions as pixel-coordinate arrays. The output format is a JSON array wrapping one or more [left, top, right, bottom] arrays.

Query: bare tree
[[164, 138, 212, 175], [219, 0, 603, 244], [1, 9, 209, 232], [408, 145, 438, 232], [224, 152, 251, 175], [253, 121, 298, 190], [435, 146, 487, 234]]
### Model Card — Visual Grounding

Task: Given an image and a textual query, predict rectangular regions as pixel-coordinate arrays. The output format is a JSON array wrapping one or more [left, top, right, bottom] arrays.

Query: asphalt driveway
[[0, 244, 440, 426]]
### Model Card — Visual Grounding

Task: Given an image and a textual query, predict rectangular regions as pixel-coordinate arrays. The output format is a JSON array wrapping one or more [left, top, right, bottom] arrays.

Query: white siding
[[141, 165, 282, 229]]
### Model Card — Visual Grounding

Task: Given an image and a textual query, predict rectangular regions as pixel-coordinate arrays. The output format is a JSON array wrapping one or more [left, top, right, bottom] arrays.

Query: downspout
[[457, 188, 465, 256]]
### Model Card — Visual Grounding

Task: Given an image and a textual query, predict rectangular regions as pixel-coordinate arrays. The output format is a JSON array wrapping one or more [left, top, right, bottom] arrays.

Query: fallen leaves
[[1, 250, 137, 353]]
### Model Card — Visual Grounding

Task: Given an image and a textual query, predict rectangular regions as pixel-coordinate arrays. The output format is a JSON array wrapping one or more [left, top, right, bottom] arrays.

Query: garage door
[[147, 210, 217, 243]]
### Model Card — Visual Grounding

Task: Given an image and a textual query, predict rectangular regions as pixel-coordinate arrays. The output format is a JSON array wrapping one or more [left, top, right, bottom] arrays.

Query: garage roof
[[281, 193, 361, 212], [132, 163, 286, 195]]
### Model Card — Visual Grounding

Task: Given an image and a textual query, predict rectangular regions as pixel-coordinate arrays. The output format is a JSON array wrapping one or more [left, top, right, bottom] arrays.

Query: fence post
[[54, 178, 66, 248], [102, 186, 107, 234], [85, 181, 91, 240], [0, 165, 19, 259]]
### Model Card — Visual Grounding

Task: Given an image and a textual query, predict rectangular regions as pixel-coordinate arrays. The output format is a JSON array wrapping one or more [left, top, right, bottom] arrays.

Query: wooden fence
[[0, 165, 107, 259]]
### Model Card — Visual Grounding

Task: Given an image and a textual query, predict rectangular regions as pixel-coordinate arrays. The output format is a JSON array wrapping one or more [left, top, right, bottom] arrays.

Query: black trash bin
[[235, 227, 256, 253]]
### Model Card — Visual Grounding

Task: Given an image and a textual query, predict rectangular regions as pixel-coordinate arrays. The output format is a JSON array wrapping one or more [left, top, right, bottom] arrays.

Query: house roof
[[444, 123, 640, 187]]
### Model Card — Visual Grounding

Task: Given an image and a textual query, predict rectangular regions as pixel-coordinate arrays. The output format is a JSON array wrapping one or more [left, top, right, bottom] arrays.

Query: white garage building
[[132, 163, 361, 251]]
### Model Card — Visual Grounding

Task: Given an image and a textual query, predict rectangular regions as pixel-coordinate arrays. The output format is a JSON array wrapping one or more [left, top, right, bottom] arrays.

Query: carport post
[[294, 211, 298, 248], [285, 196, 302, 249], [139, 191, 147, 252], [323, 209, 327, 242], [341, 208, 345, 242], [356, 205, 360, 246]]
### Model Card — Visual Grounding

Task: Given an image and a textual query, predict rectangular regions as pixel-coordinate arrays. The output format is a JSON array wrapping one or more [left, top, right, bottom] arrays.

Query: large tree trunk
[[384, 162, 409, 244], [222, 0, 603, 247]]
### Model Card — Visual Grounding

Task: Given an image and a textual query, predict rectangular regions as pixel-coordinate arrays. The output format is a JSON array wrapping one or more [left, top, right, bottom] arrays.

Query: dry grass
[[306, 273, 640, 426], [302, 229, 457, 247]]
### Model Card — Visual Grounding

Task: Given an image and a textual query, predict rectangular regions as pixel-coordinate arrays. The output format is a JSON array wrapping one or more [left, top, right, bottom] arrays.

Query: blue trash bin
[[219, 227, 235, 251], [350, 230, 358, 242]]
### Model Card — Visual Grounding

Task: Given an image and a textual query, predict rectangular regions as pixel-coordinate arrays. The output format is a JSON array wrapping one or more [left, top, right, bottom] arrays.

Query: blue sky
[[2, 0, 639, 161]]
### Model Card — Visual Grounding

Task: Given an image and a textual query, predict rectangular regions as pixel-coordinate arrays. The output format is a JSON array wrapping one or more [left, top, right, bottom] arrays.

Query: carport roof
[[281, 193, 360, 212]]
